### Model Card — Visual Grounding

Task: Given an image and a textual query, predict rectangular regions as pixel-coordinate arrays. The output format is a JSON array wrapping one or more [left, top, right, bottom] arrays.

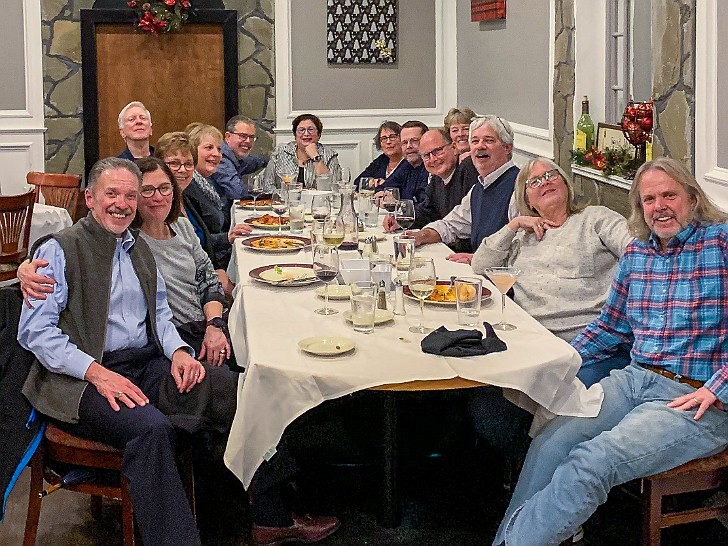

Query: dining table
[[222, 198, 605, 501]]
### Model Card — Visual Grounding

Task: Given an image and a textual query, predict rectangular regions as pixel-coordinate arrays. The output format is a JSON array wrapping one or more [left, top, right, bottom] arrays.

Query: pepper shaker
[[377, 280, 388, 310], [393, 278, 406, 316]]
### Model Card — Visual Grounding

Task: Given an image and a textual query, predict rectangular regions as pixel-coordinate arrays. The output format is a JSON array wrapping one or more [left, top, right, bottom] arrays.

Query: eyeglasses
[[420, 145, 448, 161], [231, 132, 257, 141], [165, 161, 195, 171], [296, 126, 318, 135], [140, 184, 174, 198], [525, 169, 560, 189], [401, 137, 421, 147], [379, 134, 400, 143]]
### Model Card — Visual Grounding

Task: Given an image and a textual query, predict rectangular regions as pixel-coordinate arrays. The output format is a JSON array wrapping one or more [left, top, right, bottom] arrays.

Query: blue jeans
[[492, 364, 728, 546], [575, 346, 632, 387]]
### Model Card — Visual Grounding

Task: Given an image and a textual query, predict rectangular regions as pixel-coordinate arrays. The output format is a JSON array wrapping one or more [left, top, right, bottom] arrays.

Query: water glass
[[289, 204, 305, 233], [310, 219, 325, 245], [393, 235, 416, 281], [315, 174, 332, 191], [370, 253, 392, 296], [455, 277, 482, 327], [350, 281, 377, 333]]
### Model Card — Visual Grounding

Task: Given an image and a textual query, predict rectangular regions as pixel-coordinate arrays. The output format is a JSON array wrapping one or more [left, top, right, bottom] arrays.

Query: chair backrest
[[26, 172, 81, 221], [0, 190, 35, 258]]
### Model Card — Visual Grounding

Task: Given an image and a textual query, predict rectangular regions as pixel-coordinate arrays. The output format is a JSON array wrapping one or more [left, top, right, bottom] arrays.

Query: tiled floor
[[4, 453, 728, 545]]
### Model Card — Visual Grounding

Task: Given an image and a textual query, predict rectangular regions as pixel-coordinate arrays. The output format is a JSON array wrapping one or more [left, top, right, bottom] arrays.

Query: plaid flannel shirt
[[571, 221, 728, 402]]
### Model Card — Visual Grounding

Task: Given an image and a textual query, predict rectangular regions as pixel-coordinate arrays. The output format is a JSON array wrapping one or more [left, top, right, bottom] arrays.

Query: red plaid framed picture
[[471, 0, 506, 22]]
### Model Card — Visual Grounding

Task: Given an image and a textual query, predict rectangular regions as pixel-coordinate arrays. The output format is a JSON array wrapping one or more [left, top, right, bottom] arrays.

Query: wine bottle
[[574, 96, 595, 151]]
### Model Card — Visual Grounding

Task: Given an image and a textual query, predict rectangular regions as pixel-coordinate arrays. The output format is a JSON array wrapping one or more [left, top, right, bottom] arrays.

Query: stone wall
[[41, 0, 275, 176], [651, 0, 695, 170], [552, 0, 575, 175]]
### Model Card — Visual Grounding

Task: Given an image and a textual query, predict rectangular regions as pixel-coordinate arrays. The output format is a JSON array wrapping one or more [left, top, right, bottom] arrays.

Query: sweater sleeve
[[177, 219, 226, 308]]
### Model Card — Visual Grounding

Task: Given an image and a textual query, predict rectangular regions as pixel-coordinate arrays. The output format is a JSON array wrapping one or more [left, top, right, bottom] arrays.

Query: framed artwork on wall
[[327, 0, 398, 65], [471, 0, 506, 22], [597, 123, 634, 155]]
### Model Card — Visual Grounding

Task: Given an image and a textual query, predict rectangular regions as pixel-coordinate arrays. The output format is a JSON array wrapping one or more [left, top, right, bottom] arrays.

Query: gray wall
[[719, 1, 728, 168], [0, 0, 27, 110], [456, 0, 550, 129], [631, 0, 652, 101], [290, 0, 436, 111]]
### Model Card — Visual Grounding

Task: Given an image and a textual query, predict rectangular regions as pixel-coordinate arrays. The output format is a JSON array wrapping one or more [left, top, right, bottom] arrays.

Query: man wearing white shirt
[[412, 116, 520, 263]]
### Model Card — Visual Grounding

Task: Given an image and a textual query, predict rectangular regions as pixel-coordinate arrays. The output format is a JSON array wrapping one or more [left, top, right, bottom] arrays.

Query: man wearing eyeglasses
[[210, 115, 269, 206], [411, 116, 519, 262]]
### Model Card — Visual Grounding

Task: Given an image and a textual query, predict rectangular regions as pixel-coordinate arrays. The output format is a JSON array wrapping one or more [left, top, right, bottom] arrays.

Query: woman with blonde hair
[[444, 107, 476, 161]]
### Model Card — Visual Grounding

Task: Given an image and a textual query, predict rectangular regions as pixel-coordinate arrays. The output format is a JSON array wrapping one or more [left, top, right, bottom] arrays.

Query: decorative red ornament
[[164, 0, 176, 5]]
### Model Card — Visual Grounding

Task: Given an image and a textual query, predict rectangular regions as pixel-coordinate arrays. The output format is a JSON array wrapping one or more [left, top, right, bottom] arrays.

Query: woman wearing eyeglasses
[[263, 113, 340, 188], [354, 120, 409, 190], [471, 157, 633, 367]]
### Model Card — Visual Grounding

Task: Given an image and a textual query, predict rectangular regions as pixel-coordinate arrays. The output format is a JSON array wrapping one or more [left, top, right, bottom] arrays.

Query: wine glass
[[280, 170, 296, 188], [311, 194, 331, 221], [313, 244, 339, 315], [270, 190, 288, 233], [484, 266, 522, 331], [381, 188, 400, 213], [394, 199, 415, 231], [248, 173, 264, 212], [322, 216, 345, 248], [408, 257, 436, 334]]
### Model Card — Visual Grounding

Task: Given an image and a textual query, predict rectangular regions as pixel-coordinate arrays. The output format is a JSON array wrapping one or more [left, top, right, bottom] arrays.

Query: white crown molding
[[274, 0, 457, 130]]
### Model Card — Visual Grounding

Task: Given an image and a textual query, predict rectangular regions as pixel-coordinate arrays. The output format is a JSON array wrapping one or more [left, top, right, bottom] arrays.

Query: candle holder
[[620, 99, 654, 165]]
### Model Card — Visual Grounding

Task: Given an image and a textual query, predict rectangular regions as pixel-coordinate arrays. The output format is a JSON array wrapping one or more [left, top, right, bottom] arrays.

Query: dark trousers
[[58, 344, 201, 546]]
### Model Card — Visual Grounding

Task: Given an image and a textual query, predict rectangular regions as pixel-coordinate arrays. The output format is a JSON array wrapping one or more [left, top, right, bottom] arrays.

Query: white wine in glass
[[322, 216, 345, 248], [485, 266, 521, 330], [408, 257, 436, 334]]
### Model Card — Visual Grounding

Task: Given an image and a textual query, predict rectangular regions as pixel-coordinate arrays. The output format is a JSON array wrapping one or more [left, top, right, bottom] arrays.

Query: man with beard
[[117, 101, 154, 160], [492, 158, 728, 546], [411, 115, 519, 261]]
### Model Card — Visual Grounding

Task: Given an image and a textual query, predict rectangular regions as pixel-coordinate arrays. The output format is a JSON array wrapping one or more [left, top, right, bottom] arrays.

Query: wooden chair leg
[[90, 495, 103, 520], [23, 450, 44, 546], [120, 476, 136, 546], [642, 479, 662, 546]]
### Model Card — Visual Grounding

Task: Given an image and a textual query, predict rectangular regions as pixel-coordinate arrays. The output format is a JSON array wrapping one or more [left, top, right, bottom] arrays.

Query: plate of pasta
[[241, 235, 310, 253]]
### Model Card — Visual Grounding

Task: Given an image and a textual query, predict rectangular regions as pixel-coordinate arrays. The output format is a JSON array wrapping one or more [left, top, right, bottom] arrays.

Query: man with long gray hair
[[492, 157, 728, 545]]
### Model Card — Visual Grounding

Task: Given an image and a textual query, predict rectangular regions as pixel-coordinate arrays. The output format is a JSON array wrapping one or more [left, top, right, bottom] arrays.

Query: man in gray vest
[[18, 157, 204, 545]]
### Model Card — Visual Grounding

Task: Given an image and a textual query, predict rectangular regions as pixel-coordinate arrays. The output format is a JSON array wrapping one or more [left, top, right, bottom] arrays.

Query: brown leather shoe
[[252, 514, 340, 545]]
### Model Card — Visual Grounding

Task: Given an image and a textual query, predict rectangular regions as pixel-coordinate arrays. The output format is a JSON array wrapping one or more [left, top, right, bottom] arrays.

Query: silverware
[[447, 275, 457, 294]]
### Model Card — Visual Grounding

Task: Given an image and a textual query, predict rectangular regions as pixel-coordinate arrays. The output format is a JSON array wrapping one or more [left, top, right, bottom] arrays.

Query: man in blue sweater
[[412, 115, 519, 260]]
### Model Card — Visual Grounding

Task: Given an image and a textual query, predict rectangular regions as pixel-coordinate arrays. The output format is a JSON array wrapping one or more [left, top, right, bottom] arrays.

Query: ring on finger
[[693, 397, 700, 404]]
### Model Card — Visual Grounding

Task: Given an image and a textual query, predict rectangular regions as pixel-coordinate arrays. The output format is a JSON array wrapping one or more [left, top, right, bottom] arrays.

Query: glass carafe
[[336, 185, 359, 251]]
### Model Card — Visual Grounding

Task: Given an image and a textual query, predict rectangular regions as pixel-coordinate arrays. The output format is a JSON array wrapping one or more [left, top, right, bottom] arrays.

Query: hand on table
[[171, 349, 206, 393], [668, 386, 724, 420], [199, 325, 231, 367], [84, 361, 148, 412], [508, 216, 559, 241], [446, 253, 474, 265], [383, 214, 398, 232], [228, 222, 253, 243], [18, 259, 56, 308]]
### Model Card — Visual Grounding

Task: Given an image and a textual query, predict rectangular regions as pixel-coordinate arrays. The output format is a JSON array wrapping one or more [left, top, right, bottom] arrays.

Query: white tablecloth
[[223, 206, 604, 487], [29, 203, 73, 249]]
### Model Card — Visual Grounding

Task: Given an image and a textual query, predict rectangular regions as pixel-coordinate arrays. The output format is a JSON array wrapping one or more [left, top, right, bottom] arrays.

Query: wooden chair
[[26, 172, 81, 222], [23, 423, 196, 546], [641, 447, 728, 545], [0, 190, 35, 282]]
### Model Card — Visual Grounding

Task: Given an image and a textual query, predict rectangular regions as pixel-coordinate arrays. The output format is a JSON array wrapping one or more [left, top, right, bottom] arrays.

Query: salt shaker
[[393, 278, 406, 316], [377, 280, 388, 310]]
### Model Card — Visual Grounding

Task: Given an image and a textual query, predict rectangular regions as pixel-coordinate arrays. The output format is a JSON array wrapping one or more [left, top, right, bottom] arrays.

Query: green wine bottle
[[574, 96, 595, 151]]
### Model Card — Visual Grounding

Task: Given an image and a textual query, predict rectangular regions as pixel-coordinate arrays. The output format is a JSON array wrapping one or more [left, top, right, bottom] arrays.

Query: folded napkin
[[421, 322, 507, 357]]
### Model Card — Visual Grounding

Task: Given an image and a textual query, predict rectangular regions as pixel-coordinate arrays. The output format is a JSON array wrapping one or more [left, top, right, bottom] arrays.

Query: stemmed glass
[[394, 199, 415, 231], [322, 216, 345, 248], [381, 188, 400, 213], [484, 266, 522, 331], [311, 194, 331, 221], [248, 173, 264, 212], [408, 257, 436, 334], [270, 190, 288, 234], [280, 170, 296, 188], [313, 244, 339, 315]]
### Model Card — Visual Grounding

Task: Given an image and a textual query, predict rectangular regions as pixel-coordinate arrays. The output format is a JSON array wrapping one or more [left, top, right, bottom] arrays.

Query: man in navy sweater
[[411, 115, 519, 261]]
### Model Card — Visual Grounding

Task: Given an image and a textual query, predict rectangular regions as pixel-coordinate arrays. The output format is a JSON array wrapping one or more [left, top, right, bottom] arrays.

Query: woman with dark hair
[[354, 120, 409, 189], [263, 113, 340, 187]]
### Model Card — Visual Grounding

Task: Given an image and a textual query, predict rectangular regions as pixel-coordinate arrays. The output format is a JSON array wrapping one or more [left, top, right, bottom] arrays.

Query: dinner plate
[[241, 235, 310, 253], [403, 280, 492, 306], [244, 215, 290, 230], [236, 198, 273, 210], [298, 336, 356, 356], [315, 285, 351, 300], [249, 263, 318, 286], [343, 309, 395, 325]]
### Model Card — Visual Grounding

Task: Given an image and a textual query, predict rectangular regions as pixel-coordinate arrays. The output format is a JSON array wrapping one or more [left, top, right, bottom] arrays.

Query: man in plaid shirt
[[493, 157, 728, 546]]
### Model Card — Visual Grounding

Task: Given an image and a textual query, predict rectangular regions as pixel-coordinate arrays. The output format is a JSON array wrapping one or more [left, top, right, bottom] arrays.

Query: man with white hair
[[117, 101, 154, 160]]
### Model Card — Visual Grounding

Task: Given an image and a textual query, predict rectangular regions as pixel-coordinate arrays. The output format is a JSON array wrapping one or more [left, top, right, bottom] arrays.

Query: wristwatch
[[206, 317, 227, 331], [312, 155, 322, 162]]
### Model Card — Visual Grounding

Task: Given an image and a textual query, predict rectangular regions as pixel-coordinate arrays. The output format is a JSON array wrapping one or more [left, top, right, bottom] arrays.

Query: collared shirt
[[262, 141, 340, 189], [210, 141, 269, 201], [426, 160, 518, 245], [18, 232, 189, 380], [571, 222, 728, 402]]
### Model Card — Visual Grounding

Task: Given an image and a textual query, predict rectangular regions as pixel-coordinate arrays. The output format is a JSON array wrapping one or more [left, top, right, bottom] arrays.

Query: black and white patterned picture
[[327, 0, 398, 65]]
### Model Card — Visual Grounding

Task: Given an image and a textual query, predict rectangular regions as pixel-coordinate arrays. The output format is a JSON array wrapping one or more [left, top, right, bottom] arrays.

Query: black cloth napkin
[[421, 322, 507, 357]]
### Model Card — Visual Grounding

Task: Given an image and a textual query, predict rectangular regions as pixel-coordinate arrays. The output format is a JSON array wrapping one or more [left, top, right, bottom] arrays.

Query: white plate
[[315, 285, 351, 299], [343, 309, 394, 325], [258, 266, 316, 283], [298, 336, 356, 356]]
